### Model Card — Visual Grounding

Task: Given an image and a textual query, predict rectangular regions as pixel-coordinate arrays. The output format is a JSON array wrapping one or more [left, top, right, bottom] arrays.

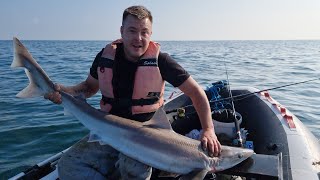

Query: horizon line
[[1, 38, 320, 41]]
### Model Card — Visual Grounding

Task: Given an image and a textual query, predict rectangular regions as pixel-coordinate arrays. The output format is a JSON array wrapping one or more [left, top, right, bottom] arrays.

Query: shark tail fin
[[16, 69, 45, 98], [11, 37, 32, 68], [11, 37, 53, 98]]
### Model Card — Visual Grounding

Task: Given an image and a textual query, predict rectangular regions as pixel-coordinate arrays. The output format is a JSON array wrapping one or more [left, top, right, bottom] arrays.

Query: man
[[45, 5, 221, 180]]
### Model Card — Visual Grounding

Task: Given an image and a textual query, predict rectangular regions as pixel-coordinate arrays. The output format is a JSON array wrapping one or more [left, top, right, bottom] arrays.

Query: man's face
[[121, 15, 152, 62]]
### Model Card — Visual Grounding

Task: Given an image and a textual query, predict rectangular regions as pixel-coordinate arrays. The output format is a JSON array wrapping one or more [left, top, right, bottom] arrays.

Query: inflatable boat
[[9, 81, 320, 180]]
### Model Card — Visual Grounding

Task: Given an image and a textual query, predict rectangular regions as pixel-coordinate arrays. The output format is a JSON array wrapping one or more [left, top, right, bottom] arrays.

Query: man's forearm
[[178, 77, 214, 131], [178, 76, 221, 155], [60, 75, 99, 98], [61, 81, 98, 98], [189, 88, 214, 131]]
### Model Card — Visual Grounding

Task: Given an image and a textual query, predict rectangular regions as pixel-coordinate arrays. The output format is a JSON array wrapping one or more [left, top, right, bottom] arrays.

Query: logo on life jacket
[[142, 59, 157, 66]]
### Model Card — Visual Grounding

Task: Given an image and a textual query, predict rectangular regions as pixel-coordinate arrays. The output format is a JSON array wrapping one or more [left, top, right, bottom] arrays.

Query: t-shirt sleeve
[[158, 52, 190, 87], [90, 48, 104, 79]]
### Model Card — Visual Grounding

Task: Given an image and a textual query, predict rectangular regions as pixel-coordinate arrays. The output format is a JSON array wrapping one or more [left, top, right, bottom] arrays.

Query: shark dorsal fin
[[143, 107, 173, 130]]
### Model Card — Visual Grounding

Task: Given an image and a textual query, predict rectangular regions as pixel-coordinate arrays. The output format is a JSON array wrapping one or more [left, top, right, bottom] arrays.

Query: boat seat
[[152, 153, 282, 180], [220, 153, 282, 179]]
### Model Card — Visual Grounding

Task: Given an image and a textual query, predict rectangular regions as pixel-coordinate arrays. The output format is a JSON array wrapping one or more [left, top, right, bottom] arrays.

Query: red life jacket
[[97, 39, 165, 115]]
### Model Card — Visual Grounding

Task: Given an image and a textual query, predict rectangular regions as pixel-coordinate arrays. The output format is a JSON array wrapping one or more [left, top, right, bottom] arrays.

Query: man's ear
[[120, 26, 123, 37]]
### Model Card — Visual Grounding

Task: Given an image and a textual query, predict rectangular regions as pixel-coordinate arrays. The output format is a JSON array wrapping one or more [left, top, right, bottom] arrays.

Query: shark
[[11, 37, 254, 179]]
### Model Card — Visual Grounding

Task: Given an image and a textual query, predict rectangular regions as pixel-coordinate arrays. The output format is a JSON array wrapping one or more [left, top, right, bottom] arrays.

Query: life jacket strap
[[101, 95, 160, 107]]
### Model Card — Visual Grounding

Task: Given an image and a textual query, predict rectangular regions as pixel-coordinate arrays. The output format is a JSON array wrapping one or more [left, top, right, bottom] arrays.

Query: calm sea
[[0, 40, 319, 178]]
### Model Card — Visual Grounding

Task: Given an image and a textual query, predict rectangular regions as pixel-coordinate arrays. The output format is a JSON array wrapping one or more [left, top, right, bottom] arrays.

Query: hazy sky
[[1, 0, 320, 40]]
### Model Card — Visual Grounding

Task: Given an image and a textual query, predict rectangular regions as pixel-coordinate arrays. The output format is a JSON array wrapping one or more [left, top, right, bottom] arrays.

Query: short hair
[[122, 6, 153, 24]]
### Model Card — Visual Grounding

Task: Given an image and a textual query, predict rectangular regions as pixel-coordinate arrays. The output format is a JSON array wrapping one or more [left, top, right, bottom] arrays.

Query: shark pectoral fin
[[16, 69, 44, 98], [88, 133, 108, 145], [88, 133, 109, 145], [179, 169, 209, 180], [98, 141, 108, 145], [142, 107, 173, 130], [88, 133, 101, 143]]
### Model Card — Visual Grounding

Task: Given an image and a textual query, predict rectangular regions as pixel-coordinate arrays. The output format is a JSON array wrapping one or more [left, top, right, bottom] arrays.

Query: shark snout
[[209, 147, 254, 172]]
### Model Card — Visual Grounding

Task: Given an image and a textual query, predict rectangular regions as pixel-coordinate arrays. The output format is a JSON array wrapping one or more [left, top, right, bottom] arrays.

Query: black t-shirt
[[90, 44, 190, 121]]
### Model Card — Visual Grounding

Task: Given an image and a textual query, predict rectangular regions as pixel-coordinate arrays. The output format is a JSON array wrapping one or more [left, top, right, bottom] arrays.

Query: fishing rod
[[223, 59, 243, 147], [165, 77, 320, 114], [166, 78, 320, 114], [208, 77, 320, 104]]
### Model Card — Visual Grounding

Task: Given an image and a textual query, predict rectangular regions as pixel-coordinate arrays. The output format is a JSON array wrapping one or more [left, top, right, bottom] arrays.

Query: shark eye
[[238, 153, 243, 159]]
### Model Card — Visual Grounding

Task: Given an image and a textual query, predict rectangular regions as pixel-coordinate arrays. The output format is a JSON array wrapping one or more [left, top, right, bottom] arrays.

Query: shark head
[[209, 146, 254, 172]]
